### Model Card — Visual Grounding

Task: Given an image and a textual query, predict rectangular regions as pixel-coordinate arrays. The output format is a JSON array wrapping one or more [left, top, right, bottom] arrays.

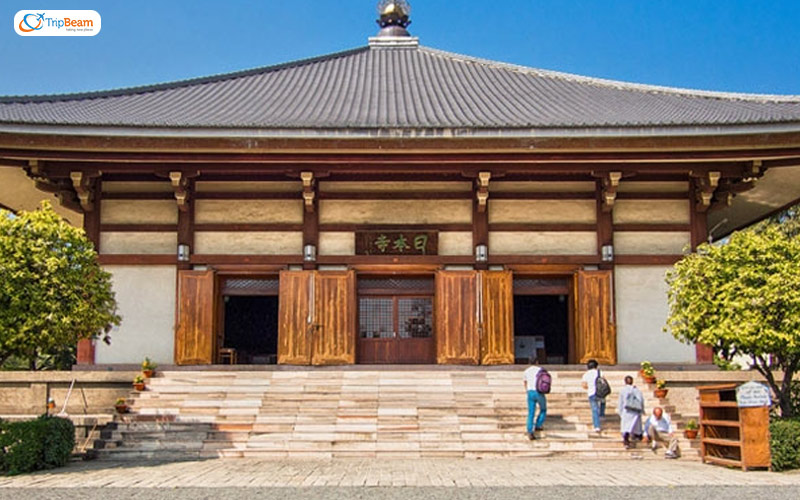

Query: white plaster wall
[[100, 232, 177, 254], [615, 265, 695, 363], [195, 181, 301, 193], [320, 200, 472, 224], [490, 181, 595, 192], [319, 181, 472, 192], [439, 232, 473, 256], [95, 266, 176, 364], [613, 200, 690, 224], [194, 231, 302, 254], [614, 232, 691, 255], [195, 200, 303, 224], [319, 232, 355, 256], [101, 200, 177, 225], [489, 231, 596, 255], [489, 200, 596, 224]]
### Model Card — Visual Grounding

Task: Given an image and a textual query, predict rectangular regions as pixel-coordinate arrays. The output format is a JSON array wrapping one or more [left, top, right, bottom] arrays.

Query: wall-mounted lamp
[[303, 244, 317, 262], [601, 244, 614, 262], [475, 244, 488, 263], [177, 243, 191, 262]]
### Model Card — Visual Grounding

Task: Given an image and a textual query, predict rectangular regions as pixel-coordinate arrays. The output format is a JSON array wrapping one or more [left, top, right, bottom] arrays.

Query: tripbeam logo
[[14, 10, 101, 36]]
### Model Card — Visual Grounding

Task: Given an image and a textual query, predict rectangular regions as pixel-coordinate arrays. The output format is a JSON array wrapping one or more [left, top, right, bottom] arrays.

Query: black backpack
[[595, 370, 611, 398]]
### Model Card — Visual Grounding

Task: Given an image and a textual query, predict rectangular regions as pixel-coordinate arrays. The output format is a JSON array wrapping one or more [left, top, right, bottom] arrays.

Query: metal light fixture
[[475, 244, 488, 263], [601, 244, 614, 262], [177, 243, 190, 262], [304, 244, 317, 262]]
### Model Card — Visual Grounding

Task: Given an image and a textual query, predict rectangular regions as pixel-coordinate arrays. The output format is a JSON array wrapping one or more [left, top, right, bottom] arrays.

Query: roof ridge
[[0, 46, 371, 104], [418, 46, 800, 104]]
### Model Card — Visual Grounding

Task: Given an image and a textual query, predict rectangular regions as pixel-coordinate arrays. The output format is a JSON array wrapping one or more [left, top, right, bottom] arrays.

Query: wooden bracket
[[692, 171, 721, 212], [168, 171, 199, 212], [301, 171, 315, 213], [70, 171, 101, 212], [476, 171, 491, 212], [596, 171, 622, 212]]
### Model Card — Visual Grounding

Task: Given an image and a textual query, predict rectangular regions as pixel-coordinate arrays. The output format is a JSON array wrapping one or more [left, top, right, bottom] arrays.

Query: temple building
[[2, 1, 800, 367]]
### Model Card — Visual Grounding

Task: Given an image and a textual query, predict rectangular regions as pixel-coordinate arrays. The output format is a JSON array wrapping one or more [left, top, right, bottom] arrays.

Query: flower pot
[[654, 388, 668, 398], [644, 375, 657, 384], [684, 429, 698, 439], [115, 404, 128, 414], [133, 382, 146, 391], [142, 369, 154, 378]]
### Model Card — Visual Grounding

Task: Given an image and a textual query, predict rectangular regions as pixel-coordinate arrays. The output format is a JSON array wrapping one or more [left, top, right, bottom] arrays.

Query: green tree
[[665, 221, 800, 417], [0, 202, 119, 370]]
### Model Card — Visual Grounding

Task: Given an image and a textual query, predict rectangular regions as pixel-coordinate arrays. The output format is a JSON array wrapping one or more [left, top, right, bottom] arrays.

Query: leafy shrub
[[770, 419, 800, 472], [0, 415, 75, 475]]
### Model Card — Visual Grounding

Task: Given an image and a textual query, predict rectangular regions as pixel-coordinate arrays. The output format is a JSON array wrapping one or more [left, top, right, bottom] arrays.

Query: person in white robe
[[617, 375, 644, 449]]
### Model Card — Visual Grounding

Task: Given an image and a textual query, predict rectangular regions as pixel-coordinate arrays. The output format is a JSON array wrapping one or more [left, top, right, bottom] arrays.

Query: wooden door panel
[[313, 271, 356, 365], [480, 270, 514, 365], [575, 270, 617, 365], [277, 270, 313, 365], [435, 271, 479, 364], [174, 270, 215, 365]]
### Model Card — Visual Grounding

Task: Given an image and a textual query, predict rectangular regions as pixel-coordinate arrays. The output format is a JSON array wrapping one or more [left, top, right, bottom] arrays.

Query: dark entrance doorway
[[219, 276, 279, 364], [357, 276, 436, 364], [513, 278, 572, 364]]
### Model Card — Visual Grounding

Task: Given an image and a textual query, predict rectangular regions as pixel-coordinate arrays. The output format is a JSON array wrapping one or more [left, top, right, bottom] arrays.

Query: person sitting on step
[[644, 407, 681, 459]]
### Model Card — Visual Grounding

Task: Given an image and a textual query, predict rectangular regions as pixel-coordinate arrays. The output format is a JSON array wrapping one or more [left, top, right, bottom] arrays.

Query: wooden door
[[435, 270, 479, 364], [480, 270, 514, 365], [312, 271, 356, 365], [277, 270, 313, 365], [174, 270, 216, 365], [575, 270, 617, 364]]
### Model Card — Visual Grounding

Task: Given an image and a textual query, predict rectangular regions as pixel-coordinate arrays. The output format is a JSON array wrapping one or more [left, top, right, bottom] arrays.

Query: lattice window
[[222, 278, 280, 295], [358, 278, 434, 293], [397, 298, 433, 338], [359, 297, 394, 338]]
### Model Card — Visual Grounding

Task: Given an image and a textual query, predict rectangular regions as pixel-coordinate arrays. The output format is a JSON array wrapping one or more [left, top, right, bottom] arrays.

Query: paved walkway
[[1, 457, 798, 488]]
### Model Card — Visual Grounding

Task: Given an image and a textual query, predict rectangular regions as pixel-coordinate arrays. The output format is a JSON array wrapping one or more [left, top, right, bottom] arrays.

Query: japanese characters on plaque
[[355, 231, 438, 256]]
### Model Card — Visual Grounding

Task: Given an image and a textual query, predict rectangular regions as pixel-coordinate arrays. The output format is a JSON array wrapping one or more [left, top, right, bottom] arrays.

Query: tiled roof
[[1, 44, 800, 131]]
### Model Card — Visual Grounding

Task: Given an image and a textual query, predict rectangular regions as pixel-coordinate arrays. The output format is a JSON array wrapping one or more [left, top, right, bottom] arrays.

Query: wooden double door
[[174, 268, 616, 366]]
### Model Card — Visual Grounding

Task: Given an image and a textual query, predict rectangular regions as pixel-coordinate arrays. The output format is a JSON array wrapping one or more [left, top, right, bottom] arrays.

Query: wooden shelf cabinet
[[698, 383, 771, 471]]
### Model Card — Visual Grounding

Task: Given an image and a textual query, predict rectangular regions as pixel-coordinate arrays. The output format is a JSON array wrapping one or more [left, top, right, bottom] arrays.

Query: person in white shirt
[[522, 361, 547, 440], [581, 359, 605, 433], [644, 407, 681, 458]]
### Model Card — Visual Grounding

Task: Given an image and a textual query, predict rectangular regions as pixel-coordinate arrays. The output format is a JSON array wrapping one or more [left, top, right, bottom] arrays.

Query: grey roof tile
[[1, 45, 800, 130]]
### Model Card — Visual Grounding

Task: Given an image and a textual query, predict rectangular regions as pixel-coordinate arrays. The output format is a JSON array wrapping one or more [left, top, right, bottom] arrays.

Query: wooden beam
[[303, 173, 319, 271], [97, 254, 176, 265], [613, 223, 691, 232], [83, 178, 102, 249], [319, 224, 472, 232], [596, 179, 614, 265], [614, 255, 683, 265]]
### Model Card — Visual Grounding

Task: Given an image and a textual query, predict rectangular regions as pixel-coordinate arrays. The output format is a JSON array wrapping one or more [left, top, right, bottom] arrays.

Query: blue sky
[[1, 1, 799, 96]]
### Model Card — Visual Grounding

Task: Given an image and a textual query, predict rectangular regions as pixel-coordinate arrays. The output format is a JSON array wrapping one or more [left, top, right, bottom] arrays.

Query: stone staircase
[[92, 369, 700, 460]]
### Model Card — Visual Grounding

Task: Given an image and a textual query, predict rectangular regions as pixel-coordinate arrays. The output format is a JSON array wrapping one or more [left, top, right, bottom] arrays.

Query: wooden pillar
[[177, 179, 195, 271], [302, 172, 318, 270], [473, 173, 489, 270], [596, 179, 614, 270], [689, 177, 714, 364], [77, 178, 101, 365]]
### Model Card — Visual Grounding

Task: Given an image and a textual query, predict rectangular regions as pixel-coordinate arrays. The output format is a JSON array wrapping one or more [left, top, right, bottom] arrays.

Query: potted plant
[[654, 379, 668, 398], [114, 397, 129, 414], [141, 357, 157, 378], [133, 375, 146, 391], [684, 419, 699, 439], [640, 361, 656, 384]]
